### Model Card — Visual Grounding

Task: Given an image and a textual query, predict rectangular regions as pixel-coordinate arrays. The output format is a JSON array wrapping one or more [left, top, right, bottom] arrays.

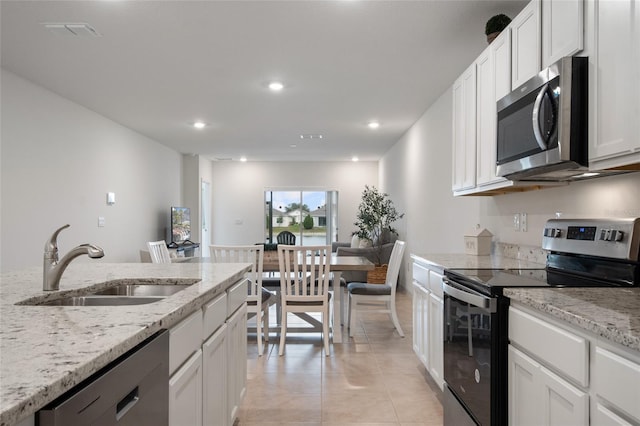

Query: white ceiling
[[1, 0, 526, 162]]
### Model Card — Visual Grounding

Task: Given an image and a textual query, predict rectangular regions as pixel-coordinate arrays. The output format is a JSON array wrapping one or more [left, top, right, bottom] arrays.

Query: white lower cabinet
[[411, 255, 444, 391], [226, 303, 248, 424], [203, 324, 227, 426], [412, 281, 429, 367], [169, 279, 248, 426], [427, 291, 443, 390], [509, 304, 640, 426], [169, 349, 204, 426]]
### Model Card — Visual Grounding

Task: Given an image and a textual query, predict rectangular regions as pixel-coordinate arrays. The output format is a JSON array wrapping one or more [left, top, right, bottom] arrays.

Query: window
[[264, 190, 338, 246]]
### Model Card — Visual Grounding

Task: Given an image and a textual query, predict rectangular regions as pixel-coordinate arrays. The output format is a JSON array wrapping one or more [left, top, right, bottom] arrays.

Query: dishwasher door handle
[[116, 386, 140, 421]]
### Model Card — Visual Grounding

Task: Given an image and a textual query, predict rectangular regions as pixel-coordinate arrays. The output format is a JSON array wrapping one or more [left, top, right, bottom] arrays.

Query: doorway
[[201, 180, 211, 256]]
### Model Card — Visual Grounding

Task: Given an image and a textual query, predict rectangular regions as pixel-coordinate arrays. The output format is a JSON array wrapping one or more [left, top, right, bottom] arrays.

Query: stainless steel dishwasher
[[38, 330, 169, 426]]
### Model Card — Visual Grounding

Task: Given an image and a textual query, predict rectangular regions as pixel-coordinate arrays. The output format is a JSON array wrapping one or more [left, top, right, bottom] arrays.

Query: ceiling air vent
[[214, 157, 233, 161], [42, 23, 101, 37]]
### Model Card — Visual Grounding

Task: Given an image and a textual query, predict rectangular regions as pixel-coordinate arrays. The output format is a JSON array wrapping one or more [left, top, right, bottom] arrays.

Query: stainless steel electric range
[[442, 218, 640, 426]]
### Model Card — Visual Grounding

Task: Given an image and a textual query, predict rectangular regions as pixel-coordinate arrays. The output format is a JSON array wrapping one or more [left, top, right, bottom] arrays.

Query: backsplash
[[494, 242, 548, 264]]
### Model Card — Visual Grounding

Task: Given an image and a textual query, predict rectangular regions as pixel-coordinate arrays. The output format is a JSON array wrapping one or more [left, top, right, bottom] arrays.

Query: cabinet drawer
[[203, 293, 227, 340], [429, 270, 444, 298], [509, 307, 588, 387], [170, 310, 203, 375], [412, 262, 428, 287], [227, 279, 247, 317], [593, 346, 640, 422]]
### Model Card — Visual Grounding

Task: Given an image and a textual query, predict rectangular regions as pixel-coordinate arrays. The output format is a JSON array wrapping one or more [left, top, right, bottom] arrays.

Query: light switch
[[106, 192, 115, 205], [98, 217, 105, 227]]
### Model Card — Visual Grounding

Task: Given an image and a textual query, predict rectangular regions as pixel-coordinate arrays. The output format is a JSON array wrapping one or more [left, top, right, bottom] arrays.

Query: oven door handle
[[442, 278, 497, 313]]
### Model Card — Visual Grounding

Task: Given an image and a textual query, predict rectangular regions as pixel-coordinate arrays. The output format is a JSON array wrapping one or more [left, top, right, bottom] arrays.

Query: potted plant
[[485, 14, 511, 44], [354, 185, 404, 283]]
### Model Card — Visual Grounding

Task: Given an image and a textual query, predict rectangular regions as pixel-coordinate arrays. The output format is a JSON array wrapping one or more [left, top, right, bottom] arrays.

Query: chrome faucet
[[43, 224, 105, 291]]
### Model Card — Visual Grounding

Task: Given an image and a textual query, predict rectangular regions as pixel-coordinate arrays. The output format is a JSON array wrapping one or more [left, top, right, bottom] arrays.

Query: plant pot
[[486, 31, 501, 44], [367, 264, 388, 284]]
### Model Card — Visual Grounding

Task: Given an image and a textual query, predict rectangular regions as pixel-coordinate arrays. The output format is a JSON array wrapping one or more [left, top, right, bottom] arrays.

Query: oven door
[[443, 278, 497, 426]]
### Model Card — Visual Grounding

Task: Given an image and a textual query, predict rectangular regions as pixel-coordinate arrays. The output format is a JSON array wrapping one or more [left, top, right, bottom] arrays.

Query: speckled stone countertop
[[410, 251, 546, 271], [0, 262, 250, 426], [505, 287, 640, 354]]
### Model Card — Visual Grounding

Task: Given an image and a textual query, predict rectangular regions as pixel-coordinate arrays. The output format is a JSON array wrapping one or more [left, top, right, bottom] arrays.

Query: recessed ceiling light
[[239, 156, 247, 162], [290, 144, 297, 148], [300, 134, 324, 140], [352, 156, 359, 162], [193, 121, 206, 129], [268, 81, 284, 91], [368, 121, 380, 129]]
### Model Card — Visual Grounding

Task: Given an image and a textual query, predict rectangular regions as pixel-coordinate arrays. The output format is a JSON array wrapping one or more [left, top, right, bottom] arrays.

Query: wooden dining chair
[[147, 240, 172, 264], [347, 240, 406, 337], [277, 244, 332, 356], [210, 244, 274, 356]]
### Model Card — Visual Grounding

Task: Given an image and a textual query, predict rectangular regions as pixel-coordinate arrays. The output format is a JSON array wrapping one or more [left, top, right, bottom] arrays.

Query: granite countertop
[[505, 287, 640, 354], [0, 262, 250, 426], [410, 252, 546, 270]]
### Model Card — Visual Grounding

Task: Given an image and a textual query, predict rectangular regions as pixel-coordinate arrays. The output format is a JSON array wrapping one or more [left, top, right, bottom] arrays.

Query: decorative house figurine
[[464, 227, 493, 255]]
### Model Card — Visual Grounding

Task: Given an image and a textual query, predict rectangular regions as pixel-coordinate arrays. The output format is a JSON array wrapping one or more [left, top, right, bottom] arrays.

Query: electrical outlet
[[513, 213, 520, 231], [521, 213, 528, 232], [98, 216, 105, 227]]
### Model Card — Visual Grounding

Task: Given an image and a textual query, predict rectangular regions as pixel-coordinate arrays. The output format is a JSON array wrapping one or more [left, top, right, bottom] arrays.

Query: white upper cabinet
[[587, 0, 640, 169], [511, 0, 541, 89], [542, 0, 584, 67], [477, 30, 511, 188], [452, 63, 477, 191]]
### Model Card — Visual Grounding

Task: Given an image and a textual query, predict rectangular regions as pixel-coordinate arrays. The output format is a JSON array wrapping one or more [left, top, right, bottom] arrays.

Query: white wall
[[210, 161, 378, 245], [0, 69, 182, 272], [380, 87, 481, 260]]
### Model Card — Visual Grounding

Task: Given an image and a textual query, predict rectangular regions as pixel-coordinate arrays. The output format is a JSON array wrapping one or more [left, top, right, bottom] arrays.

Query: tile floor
[[238, 289, 444, 425]]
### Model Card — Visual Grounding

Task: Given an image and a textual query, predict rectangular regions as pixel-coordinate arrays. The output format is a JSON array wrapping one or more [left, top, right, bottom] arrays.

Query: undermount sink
[[38, 295, 166, 306], [17, 278, 200, 306]]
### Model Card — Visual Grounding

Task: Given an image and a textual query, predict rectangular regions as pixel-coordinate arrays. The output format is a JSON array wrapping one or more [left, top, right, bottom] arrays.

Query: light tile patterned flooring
[[238, 290, 444, 426]]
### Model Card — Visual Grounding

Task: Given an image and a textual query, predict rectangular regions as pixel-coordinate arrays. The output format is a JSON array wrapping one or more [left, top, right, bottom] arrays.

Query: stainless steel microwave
[[496, 56, 588, 181]]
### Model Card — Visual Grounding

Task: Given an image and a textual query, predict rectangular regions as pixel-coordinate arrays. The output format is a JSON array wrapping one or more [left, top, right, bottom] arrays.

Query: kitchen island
[[0, 262, 251, 426]]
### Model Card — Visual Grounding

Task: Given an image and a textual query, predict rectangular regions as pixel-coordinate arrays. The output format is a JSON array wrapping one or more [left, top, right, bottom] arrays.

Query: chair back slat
[[277, 245, 331, 302], [210, 245, 264, 298], [147, 240, 172, 264]]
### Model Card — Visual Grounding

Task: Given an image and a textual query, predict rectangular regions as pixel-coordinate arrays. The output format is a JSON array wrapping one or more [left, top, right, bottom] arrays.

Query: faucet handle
[[44, 224, 70, 258]]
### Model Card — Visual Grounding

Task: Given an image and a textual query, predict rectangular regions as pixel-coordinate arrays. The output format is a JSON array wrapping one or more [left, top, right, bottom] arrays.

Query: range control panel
[[542, 218, 640, 260]]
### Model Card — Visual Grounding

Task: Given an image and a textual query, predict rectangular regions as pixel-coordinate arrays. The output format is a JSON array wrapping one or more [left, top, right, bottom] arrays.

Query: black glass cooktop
[[444, 268, 550, 296]]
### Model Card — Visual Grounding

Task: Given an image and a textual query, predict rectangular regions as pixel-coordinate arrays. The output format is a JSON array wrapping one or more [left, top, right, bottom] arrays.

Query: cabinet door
[[539, 366, 589, 426], [169, 350, 203, 426], [542, 0, 584, 67], [511, 0, 541, 89], [452, 63, 477, 192], [203, 324, 228, 426], [493, 29, 512, 102], [412, 283, 430, 368], [508, 346, 542, 426], [227, 304, 247, 425], [593, 403, 635, 426], [475, 47, 494, 187], [428, 293, 444, 391], [589, 0, 640, 167]]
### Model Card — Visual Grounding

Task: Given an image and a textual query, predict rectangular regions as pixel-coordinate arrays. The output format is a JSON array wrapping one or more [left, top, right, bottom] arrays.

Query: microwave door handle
[[532, 83, 550, 150]]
